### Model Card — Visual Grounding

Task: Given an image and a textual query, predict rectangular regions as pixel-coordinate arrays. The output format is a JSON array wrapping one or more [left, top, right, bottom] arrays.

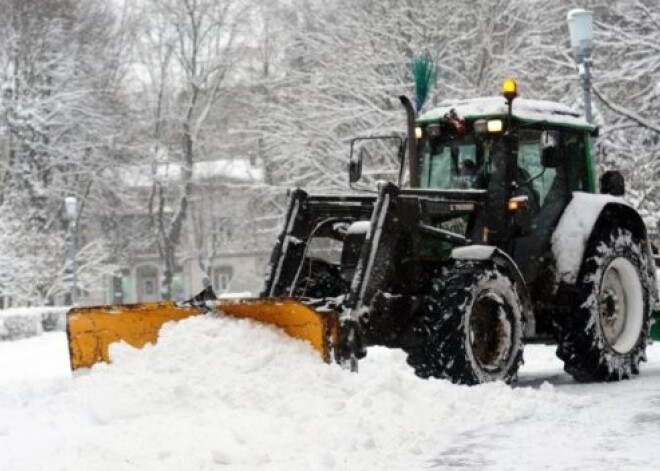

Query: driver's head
[[462, 159, 477, 175]]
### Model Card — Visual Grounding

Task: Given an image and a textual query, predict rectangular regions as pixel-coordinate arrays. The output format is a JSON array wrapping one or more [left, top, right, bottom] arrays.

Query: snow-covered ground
[[2, 316, 660, 471]]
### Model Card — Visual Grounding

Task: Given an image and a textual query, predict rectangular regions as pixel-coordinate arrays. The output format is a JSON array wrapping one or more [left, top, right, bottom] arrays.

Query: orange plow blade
[[67, 302, 202, 369], [67, 298, 338, 370], [211, 299, 338, 362]]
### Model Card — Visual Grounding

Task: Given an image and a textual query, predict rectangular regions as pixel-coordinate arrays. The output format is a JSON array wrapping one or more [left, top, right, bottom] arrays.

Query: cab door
[[511, 130, 588, 283]]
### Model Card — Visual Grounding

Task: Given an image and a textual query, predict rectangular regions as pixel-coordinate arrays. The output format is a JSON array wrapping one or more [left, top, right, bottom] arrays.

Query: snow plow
[[68, 293, 338, 369], [68, 79, 657, 384]]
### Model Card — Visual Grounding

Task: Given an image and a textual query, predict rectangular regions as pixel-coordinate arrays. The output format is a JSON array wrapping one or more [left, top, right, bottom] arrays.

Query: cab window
[[419, 140, 480, 190], [517, 130, 556, 206], [564, 133, 589, 191]]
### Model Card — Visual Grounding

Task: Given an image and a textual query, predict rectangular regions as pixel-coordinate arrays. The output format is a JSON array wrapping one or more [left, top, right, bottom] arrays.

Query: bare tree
[[0, 0, 130, 305], [588, 0, 660, 216], [134, 0, 246, 299], [253, 0, 569, 192]]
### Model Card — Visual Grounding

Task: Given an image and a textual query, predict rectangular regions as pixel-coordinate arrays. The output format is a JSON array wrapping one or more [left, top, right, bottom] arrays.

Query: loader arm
[[262, 188, 375, 298], [67, 180, 486, 372]]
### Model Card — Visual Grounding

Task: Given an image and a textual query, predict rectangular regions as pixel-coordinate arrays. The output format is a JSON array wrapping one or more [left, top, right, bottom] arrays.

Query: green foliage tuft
[[411, 55, 438, 113]]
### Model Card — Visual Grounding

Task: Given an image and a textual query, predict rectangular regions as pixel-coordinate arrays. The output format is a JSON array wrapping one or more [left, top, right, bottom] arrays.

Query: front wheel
[[555, 228, 652, 381], [405, 262, 525, 385]]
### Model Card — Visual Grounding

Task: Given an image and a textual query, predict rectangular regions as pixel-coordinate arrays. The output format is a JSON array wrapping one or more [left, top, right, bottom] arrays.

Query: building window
[[212, 217, 232, 246], [172, 273, 185, 302], [136, 265, 159, 302], [213, 266, 234, 292], [144, 279, 155, 296]]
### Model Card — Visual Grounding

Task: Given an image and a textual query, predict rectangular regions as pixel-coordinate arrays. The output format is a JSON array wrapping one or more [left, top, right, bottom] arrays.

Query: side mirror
[[348, 149, 363, 184], [347, 135, 404, 188], [600, 170, 625, 196]]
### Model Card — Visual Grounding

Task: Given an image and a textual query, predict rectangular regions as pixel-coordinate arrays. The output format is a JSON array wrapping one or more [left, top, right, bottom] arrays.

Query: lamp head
[[567, 8, 593, 60], [64, 196, 77, 220]]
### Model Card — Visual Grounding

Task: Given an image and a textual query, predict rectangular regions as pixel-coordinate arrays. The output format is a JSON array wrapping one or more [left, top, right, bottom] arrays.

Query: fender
[[451, 245, 536, 338], [551, 192, 653, 288]]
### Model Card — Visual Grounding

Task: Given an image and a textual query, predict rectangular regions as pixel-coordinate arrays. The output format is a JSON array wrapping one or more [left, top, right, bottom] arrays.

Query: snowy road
[[431, 349, 660, 470], [1, 316, 660, 470]]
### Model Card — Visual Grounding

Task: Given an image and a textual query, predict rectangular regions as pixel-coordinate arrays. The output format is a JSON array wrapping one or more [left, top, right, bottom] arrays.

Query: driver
[[461, 159, 477, 177], [488, 141, 539, 205]]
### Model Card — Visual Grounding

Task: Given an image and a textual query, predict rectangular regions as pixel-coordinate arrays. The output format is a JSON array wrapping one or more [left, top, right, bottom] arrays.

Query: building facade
[[80, 158, 276, 305]]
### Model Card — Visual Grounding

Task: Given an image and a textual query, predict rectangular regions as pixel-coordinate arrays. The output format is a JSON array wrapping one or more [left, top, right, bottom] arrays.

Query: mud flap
[[651, 310, 660, 341], [67, 298, 338, 370]]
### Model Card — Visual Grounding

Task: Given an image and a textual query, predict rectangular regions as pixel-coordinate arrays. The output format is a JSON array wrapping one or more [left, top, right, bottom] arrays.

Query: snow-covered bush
[[0, 307, 68, 342]]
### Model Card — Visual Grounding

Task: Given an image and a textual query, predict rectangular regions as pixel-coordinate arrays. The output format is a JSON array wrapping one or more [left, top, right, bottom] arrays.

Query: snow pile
[[0, 333, 71, 383], [2, 316, 660, 470]]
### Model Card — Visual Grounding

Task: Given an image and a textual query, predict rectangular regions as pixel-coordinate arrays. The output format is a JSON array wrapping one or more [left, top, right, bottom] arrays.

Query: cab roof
[[417, 97, 597, 134]]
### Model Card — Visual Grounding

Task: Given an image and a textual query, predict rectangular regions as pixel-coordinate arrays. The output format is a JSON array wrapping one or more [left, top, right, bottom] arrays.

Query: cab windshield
[[419, 134, 501, 190]]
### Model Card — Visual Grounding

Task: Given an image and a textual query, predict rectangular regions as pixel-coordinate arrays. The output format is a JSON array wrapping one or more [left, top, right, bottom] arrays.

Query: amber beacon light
[[502, 78, 518, 101]]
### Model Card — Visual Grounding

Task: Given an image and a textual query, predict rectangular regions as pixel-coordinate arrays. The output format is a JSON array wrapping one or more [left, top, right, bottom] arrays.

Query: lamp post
[[65, 196, 78, 304], [567, 8, 594, 124]]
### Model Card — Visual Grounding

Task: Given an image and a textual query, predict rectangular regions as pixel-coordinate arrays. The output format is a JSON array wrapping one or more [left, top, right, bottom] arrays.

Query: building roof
[[418, 97, 596, 132], [122, 159, 264, 187]]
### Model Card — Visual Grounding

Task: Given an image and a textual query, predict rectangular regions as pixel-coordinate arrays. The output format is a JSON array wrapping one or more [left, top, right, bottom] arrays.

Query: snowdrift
[[2, 315, 660, 470]]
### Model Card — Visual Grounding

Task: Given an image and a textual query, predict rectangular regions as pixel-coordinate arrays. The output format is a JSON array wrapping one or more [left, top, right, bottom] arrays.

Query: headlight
[[474, 119, 504, 135], [486, 119, 503, 133]]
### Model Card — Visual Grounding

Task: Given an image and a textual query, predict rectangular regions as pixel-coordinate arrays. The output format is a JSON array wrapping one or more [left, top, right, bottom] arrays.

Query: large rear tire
[[405, 262, 524, 385], [555, 227, 652, 381]]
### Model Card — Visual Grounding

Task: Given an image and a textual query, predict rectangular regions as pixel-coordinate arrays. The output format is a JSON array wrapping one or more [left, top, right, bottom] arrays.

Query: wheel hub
[[469, 295, 512, 372], [598, 257, 644, 353], [600, 276, 626, 345]]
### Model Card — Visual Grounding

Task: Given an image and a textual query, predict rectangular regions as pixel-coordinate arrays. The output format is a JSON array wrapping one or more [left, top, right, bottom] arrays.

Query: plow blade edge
[[67, 299, 338, 370]]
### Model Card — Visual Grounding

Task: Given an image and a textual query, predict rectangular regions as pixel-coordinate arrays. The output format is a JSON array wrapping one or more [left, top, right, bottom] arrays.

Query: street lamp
[[567, 8, 594, 124], [64, 196, 78, 304]]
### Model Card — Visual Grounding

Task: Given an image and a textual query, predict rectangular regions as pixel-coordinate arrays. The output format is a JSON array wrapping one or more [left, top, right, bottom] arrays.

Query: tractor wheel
[[405, 262, 524, 385], [555, 227, 652, 382]]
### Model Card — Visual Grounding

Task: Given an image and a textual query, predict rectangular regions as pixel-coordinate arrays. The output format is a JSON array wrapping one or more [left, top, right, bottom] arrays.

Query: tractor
[[67, 79, 656, 385], [259, 78, 656, 384]]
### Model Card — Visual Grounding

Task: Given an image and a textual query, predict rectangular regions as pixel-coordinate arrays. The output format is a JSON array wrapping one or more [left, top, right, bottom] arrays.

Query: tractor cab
[[412, 80, 599, 281]]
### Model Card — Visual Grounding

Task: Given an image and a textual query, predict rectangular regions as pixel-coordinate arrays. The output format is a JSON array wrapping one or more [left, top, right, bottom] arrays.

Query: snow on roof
[[418, 97, 596, 131], [122, 159, 264, 187]]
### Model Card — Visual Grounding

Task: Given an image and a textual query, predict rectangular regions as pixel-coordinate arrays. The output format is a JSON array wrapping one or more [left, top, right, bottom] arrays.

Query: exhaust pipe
[[399, 95, 418, 187]]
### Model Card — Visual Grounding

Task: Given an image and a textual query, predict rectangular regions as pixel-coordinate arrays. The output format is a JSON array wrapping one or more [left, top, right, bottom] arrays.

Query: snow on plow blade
[[67, 298, 338, 370]]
